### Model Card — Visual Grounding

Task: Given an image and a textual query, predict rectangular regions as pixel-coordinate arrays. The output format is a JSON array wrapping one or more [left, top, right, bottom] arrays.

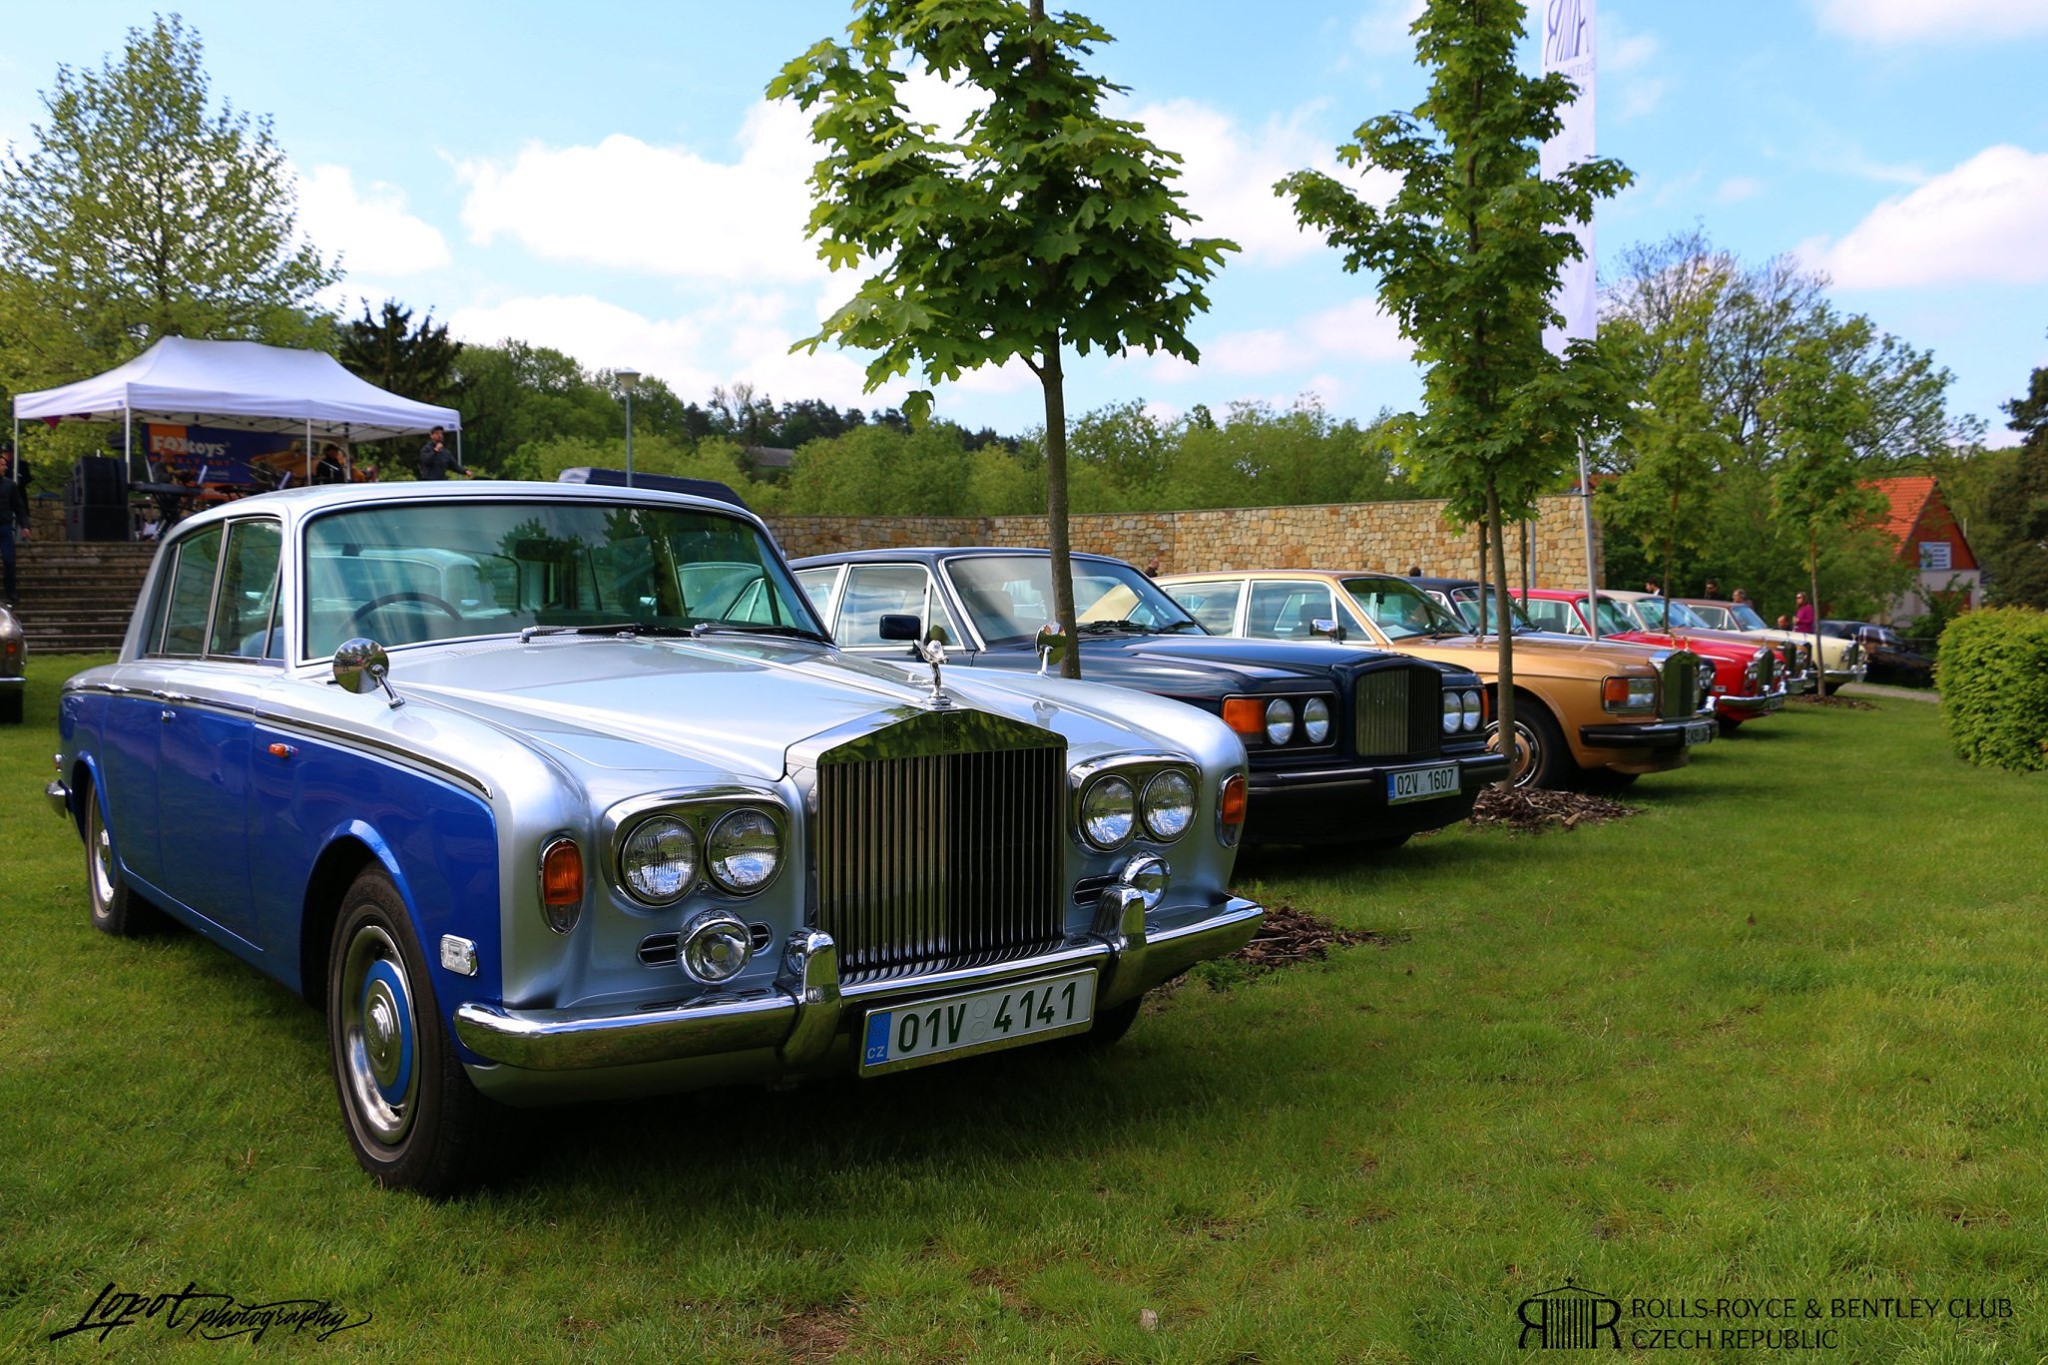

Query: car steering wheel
[[348, 591, 463, 627]]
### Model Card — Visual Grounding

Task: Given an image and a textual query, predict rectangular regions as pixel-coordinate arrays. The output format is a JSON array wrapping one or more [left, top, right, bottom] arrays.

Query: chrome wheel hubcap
[[340, 924, 419, 1146], [89, 809, 116, 911]]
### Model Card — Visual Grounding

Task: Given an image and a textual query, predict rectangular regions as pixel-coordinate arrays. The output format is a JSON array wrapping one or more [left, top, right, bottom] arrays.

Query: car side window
[[794, 567, 840, 618], [1246, 581, 1332, 640], [1169, 580, 1243, 634], [837, 564, 943, 647], [207, 519, 285, 659], [150, 526, 224, 657], [1522, 597, 1573, 633]]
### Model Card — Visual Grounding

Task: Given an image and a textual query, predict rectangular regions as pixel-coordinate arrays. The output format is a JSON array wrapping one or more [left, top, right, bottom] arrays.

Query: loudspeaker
[[65, 504, 128, 543], [67, 455, 129, 508]]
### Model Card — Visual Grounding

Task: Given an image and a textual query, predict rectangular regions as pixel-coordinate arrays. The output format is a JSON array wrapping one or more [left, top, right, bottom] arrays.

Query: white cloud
[[456, 100, 826, 284], [1352, 0, 1426, 55], [1808, 145, 2048, 289], [1132, 99, 1397, 267], [1141, 296, 1410, 383], [1811, 0, 2048, 42], [1716, 176, 1764, 204], [296, 164, 450, 276]]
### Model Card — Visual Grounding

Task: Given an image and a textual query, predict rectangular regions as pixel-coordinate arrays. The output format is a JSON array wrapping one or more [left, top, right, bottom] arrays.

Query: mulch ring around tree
[[1467, 784, 1637, 835], [1227, 902, 1400, 972], [1788, 693, 1879, 710]]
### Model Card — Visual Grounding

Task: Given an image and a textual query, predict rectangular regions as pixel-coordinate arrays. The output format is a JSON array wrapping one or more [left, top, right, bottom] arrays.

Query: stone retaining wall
[[767, 494, 1600, 582]]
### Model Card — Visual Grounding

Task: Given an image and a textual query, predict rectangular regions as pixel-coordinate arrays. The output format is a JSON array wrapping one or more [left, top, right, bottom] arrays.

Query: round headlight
[[1140, 769, 1196, 841], [679, 909, 752, 984], [1264, 698, 1296, 746], [1082, 775, 1137, 849], [620, 816, 697, 904], [706, 809, 782, 895], [1301, 696, 1332, 744], [1462, 688, 1483, 731], [1442, 690, 1461, 735]]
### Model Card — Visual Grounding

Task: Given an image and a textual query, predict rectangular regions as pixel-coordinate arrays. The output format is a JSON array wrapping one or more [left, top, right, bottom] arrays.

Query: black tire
[[85, 783, 164, 936], [1718, 715, 1741, 739], [328, 867, 493, 1197], [1488, 695, 1569, 789], [0, 687, 22, 725]]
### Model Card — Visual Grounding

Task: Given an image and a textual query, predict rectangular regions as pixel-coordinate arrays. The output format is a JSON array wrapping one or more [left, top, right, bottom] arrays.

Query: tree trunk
[[1041, 338, 1081, 679], [1487, 477, 1516, 789]]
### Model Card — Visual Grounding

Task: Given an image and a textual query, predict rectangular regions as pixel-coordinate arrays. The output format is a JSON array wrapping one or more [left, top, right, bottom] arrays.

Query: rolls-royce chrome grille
[[1356, 667, 1442, 758], [1658, 653, 1700, 719], [815, 732, 1066, 983]]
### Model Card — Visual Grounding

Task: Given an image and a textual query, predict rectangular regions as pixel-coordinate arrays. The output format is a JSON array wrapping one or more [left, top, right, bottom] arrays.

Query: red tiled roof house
[[1866, 475, 1980, 619]]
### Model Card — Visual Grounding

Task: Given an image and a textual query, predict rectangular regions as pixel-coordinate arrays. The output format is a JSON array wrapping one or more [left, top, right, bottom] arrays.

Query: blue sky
[[3, 1, 2042, 445]]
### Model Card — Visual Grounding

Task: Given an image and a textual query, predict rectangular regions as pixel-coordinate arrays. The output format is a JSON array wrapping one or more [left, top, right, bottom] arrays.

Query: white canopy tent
[[11, 336, 462, 483]]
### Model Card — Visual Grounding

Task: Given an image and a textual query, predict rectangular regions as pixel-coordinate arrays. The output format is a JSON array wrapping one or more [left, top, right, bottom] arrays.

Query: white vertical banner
[[1536, 0, 1597, 354]]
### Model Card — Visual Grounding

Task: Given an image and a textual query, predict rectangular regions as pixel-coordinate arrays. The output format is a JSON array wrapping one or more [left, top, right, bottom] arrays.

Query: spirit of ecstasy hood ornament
[[916, 624, 951, 708]]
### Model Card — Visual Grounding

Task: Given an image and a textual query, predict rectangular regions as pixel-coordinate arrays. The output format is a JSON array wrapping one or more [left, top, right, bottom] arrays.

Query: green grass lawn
[[3, 655, 2043, 1361]]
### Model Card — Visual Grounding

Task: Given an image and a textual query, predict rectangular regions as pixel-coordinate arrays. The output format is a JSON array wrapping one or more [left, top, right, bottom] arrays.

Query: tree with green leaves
[[771, 0, 1234, 676], [1278, 0, 1632, 781], [1762, 316, 1889, 693], [0, 14, 337, 400], [338, 299, 464, 475]]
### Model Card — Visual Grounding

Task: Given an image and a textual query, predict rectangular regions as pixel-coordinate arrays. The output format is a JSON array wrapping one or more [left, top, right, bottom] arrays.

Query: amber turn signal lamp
[[1218, 773, 1248, 845], [1601, 677, 1630, 708], [1221, 698, 1265, 737], [540, 837, 585, 933]]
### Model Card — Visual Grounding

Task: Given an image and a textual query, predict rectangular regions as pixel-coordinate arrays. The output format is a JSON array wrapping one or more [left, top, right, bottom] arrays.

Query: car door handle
[[161, 709, 175, 723]]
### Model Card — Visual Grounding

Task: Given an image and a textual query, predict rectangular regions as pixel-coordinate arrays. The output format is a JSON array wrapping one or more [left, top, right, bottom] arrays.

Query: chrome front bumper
[[1711, 686, 1787, 718], [46, 778, 72, 820], [453, 894, 1264, 1074]]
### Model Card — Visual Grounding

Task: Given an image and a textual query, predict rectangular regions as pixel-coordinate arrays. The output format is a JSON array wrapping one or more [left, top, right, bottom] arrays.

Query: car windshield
[[1585, 595, 1639, 635], [302, 499, 820, 659], [1727, 603, 1769, 630], [945, 554, 1203, 646], [1448, 587, 1539, 633], [1343, 577, 1462, 640]]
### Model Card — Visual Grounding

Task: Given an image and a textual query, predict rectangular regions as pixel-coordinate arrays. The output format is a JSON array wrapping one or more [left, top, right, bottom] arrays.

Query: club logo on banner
[[1534, 0, 1597, 353]]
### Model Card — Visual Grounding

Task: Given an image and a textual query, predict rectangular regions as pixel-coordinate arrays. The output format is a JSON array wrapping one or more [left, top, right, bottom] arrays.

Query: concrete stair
[[10, 540, 158, 655]]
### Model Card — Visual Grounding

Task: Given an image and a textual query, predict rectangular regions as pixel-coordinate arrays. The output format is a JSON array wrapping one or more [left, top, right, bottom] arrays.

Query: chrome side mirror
[[1035, 623, 1068, 676], [1309, 617, 1346, 642], [334, 637, 403, 709]]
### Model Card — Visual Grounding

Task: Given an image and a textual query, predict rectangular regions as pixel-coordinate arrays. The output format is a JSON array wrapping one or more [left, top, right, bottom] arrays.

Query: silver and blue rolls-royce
[[47, 482, 1262, 1195]]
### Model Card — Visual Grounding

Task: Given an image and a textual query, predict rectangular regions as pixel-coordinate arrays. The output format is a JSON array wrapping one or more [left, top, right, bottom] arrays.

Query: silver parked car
[[0, 605, 23, 723], [47, 482, 1262, 1194]]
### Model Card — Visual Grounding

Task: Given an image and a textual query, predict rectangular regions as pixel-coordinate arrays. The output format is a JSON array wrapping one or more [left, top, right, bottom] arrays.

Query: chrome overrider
[[452, 891, 1262, 1077]]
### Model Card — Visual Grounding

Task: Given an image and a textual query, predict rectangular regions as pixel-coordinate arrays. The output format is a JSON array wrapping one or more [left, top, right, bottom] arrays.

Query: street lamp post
[[616, 367, 641, 487]]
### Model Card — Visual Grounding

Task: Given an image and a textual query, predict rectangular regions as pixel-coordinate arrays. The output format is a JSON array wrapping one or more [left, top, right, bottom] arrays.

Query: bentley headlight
[[1442, 689, 1461, 735], [1461, 688, 1483, 732], [1082, 775, 1137, 849], [1140, 769, 1196, 841], [620, 816, 697, 905], [706, 809, 782, 894], [1300, 696, 1332, 745], [1264, 699, 1296, 746]]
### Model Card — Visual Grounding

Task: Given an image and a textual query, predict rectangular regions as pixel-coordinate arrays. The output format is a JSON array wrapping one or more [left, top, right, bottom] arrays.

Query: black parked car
[[792, 549, 1509, 846], [1823, 620, 1936, 688]]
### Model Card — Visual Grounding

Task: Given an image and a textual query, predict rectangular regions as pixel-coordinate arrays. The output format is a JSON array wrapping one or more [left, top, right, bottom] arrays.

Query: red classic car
[[1513, 588, 1786, 732]]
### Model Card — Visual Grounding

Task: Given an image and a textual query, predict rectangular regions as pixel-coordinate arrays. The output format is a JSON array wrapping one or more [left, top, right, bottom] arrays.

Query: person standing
[[1703, 579, 1721, 599], [1, 445, 30, 606], [1792, 591, 1815, 633], [312, 444, 349, 485], [418, 426, 463, 480]]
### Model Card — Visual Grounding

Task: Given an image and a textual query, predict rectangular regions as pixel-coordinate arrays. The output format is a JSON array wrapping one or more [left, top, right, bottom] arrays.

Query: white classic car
[[48, 482, 1262, 1194]]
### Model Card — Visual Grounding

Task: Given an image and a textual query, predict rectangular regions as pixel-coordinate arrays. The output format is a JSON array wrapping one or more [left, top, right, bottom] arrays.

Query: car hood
[[388, 635, 1186, 781]]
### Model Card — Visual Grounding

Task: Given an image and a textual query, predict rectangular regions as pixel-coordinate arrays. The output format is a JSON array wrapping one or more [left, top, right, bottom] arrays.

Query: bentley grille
[[816, 744, 1066, 982], [1355, 667, 1443, 758], [1658, 653, 1700, 719]]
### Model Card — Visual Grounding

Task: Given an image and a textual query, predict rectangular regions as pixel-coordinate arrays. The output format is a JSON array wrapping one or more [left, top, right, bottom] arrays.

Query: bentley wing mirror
[[333, 637, 403, 709], [1309, 617, 1346, 643], [1035, 623, 1068, 676]]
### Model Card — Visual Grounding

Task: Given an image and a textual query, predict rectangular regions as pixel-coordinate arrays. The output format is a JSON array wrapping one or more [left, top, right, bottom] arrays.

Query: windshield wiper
[[1078, 618, 1168, 634], [689, 621, 832, 643]]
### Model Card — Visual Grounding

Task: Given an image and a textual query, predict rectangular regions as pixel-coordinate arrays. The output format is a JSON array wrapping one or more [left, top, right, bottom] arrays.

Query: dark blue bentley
[[793, 548, 1509, 846]]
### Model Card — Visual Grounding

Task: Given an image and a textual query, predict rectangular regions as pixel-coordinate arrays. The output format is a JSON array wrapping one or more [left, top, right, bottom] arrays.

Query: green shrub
[[1938, 608, 2048, 771]]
